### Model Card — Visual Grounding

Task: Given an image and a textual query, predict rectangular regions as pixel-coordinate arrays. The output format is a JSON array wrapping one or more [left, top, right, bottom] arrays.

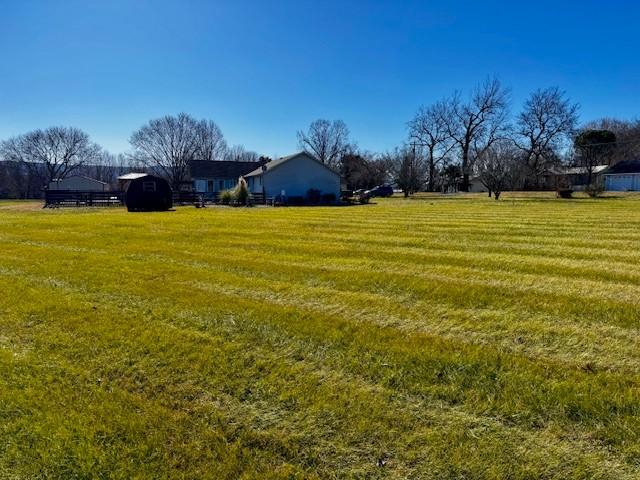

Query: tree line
[[0, 114, 264, 197], [295, 78, 639, 198], [1, 78, 639, 199]]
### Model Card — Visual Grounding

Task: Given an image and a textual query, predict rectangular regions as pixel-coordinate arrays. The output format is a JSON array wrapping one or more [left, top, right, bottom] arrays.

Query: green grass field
[[1, 193, 640, 479]]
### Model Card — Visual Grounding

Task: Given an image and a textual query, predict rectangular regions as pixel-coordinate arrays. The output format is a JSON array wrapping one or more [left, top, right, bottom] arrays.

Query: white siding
[[193, 178, 237, 192], [605, 174, 640, 191], [194, 180, 207, 192], [469, 180, 487, 193], [261, 154, 340, 198]]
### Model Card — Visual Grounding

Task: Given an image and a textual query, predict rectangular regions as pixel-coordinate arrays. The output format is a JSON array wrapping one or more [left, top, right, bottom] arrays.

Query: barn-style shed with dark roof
[[118, 173, 173, 212]]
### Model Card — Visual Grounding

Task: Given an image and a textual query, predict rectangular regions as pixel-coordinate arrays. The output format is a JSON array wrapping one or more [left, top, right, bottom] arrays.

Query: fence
[[173, 191, 206, 206], [44, 190, 268, 208], [177, 191, 266, 205], [44, 190, 124, 208]]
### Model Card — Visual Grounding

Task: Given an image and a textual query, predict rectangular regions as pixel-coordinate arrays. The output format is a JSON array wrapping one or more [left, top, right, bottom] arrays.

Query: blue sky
[[1, 0, 639, 157]]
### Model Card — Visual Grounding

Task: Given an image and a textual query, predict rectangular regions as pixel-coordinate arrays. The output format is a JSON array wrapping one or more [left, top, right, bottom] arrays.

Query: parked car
[[366, 185, 394, 197]]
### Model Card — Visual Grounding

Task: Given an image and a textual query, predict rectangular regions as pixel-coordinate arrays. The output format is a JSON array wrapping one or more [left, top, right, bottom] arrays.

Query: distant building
[[603, 160, 640, 191], [245, 152, 341, 200], [468, 176, 488, 193], [541, 165, 608, 190], [48, 175, 108, 192]]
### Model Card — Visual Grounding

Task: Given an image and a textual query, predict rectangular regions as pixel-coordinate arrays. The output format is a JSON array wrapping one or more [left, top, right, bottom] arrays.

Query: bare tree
[[130, 113, 227, 188], [81, 150, 117, 185], [574, 129, 617, 186], [195, 119, 227, 161], [0, 126, 101, 184], [224, 144, 260, 162], [441, 77, 511, 191], [408, 101, 454, 191], [582, 117, 640, 164], [477, 140, 520, 200], [383, 147, 426, 197], [297, 119, 351, 168], [341, 151, 389, 190], [514, 87, 579, 188], [0, 159, 47, 198]]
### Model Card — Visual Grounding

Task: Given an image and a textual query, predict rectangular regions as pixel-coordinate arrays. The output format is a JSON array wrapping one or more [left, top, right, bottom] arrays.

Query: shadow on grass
[[392, 192, 637, 203]]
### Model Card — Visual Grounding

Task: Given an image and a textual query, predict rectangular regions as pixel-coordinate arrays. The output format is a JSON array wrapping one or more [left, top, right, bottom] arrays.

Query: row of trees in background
[[408, 78, 640, 197], [0, 114, 265, 197], [296, 78, 639, 198], [2, 79, 639, 199], [406, 79, 580, 194], [0, 127, 124, 198]]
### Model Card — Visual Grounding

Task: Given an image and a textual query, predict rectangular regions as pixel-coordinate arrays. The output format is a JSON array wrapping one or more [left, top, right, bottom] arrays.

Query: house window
[[207, 180, 214, 192], [219, 180, 224, 190], [142, 181, 156, 192]]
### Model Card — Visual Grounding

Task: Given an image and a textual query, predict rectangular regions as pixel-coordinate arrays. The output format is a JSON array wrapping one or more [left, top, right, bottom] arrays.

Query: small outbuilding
[[48, 175, 108, 192], [118, 173, 173, 212], [245, 152, 341, 202], [603, 160, 640, 191]]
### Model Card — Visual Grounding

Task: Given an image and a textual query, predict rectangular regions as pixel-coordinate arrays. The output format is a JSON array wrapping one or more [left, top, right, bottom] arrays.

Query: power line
[[574, 137, 640, 148]]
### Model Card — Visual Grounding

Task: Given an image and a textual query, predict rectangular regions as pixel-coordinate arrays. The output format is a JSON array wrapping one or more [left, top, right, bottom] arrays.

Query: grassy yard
[[1, 193, 640, 479]]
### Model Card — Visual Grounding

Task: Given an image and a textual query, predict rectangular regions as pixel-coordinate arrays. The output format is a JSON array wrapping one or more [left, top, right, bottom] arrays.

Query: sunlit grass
[[1, 194, 640, 478]]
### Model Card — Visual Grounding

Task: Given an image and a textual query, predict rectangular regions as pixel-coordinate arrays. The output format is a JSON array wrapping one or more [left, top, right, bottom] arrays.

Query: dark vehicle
[[366, 185, 394, 197], [118, 173, 173, 212], [353, 189, 371, 204]]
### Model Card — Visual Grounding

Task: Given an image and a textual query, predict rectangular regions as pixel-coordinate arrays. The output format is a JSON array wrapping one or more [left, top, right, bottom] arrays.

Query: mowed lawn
[[1, 194, 640, 479]]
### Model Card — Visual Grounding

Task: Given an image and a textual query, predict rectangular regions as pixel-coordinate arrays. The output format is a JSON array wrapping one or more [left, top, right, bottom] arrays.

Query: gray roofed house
[[605, 160, 640, 175], [541, 164, 609, 190], [189, 160, 264, 195], [48, 175, 109, 192], [603, 160, 640, 191]]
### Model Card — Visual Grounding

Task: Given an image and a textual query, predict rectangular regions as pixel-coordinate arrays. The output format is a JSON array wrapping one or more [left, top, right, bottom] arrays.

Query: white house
[[468, 176, 487, 193], [48, 175, 108, 191], [245, 152, 341, 200], [603, 160, 640, 191]]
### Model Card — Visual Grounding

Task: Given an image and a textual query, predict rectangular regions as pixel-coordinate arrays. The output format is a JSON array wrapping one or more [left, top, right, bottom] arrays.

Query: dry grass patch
[[1, 195, 640, 478]]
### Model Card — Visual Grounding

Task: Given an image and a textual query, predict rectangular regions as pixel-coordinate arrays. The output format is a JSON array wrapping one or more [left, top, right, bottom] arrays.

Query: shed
[[118, 173, 173, 212], [244, 152, 341, 202], [603, 160, 640, 191], [48, 175, 108, 192]]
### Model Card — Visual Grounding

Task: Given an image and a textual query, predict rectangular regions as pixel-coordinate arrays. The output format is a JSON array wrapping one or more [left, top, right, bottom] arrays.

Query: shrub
[[585, 183, 604, 198], [233, 177, 251, 206], [556, 189, 573, 199], [306, 189, 322, 204], [219, 189, 233, 205], [321, 193, 336, 204]]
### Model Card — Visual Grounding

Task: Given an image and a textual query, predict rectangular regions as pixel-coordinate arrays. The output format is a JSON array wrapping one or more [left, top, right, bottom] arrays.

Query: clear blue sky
[[1, 0, 639, 157]]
